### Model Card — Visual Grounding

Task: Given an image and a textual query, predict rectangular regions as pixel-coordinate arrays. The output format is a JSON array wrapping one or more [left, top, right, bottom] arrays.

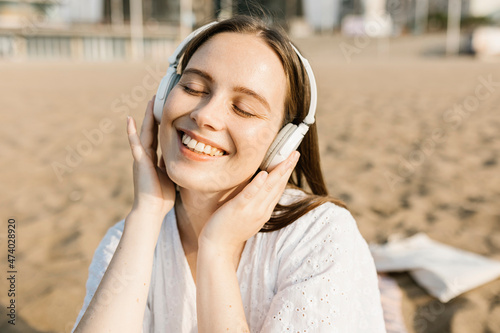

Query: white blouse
[[73, 188, 386, 332]]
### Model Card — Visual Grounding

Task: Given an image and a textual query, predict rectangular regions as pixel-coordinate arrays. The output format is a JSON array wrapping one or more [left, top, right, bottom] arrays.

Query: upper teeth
[[182, 133, 225, 156]]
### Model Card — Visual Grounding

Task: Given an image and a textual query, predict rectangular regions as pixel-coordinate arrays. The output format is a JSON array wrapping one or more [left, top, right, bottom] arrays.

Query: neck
[[174, 182, 247, 249]]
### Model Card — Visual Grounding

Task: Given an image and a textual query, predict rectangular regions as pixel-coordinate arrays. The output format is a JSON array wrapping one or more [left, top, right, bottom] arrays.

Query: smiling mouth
[[179, 131, 227, 156]]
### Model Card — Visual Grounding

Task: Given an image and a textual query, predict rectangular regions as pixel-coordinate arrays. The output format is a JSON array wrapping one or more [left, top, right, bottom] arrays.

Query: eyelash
[[232, 105, 254, 118], [182, 85, 206, 96], [181, 85, 255, 118]]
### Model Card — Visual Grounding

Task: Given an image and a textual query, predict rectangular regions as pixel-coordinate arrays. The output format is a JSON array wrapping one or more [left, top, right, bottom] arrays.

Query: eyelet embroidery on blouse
[[75, 194, 386, 333]]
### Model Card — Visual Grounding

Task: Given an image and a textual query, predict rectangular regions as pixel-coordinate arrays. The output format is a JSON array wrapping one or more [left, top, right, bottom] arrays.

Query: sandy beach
[[1, 31, 499, 332]]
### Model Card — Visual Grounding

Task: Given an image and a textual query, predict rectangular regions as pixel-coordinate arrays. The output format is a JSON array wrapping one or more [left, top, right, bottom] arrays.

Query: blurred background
[[0, 0, 500, 61], [1, 0, 500, 332]]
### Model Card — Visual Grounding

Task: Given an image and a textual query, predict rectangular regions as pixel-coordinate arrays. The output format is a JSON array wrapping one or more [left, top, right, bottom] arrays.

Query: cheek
[[159, 89, 189, 148], [161, 88, 185, 122], [233, 121, 280, 163]]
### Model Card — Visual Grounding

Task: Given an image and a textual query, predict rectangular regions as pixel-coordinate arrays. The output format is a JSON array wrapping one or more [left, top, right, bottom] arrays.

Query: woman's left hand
[[198, 151, 300, 258]]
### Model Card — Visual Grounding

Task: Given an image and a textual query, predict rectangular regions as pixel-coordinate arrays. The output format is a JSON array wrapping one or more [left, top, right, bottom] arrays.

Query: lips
[[177, 130, 228, 157], [181, 132, 226, 156]]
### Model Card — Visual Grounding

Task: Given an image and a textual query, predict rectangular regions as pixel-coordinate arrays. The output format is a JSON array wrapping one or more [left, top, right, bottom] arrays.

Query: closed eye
[[232, 104, 255, 118], [181, 84, 207, 96], [181, 82, 255, 118]]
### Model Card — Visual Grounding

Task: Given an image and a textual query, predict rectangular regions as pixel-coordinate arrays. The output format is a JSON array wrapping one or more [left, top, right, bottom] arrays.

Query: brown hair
[[179, 15, 347, 232]]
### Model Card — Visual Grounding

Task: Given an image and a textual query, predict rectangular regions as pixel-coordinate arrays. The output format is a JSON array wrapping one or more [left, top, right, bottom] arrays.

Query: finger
[[237, 171, 268, 203], [270, 158, 297, 202], [278, 151, 300, 177], [158, 153, 166, 172], [262, 151, 300, 194], [127, 116, 147, 162], [230, 171, 268, 208], [256, 152, 300, 212], [140, 98, 158, 161], [230, 152, 298, 211], [150, 96, 159, 164]]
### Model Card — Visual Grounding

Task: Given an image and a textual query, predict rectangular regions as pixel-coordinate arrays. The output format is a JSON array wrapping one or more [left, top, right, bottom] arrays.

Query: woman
[[73, 15, 386, 333]]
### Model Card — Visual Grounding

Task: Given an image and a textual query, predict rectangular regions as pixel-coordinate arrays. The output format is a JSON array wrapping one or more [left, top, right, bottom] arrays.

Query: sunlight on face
[[159, 32, 287, 193]]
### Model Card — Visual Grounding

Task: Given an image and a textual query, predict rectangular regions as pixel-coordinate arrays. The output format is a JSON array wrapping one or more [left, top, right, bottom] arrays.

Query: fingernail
[[256, 171, 268, 184], [127, 116, 131, 124]]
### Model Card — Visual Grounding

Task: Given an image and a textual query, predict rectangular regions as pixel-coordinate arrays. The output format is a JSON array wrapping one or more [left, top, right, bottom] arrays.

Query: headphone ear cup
[[260, 123, 297, 171], [261, 122, 310, 172], [166, 73, 181, 96], [153, 68, 181, 123]]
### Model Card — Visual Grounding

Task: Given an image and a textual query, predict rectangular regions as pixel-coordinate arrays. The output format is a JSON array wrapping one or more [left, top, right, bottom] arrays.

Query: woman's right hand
[[126, 96, 176, 218]]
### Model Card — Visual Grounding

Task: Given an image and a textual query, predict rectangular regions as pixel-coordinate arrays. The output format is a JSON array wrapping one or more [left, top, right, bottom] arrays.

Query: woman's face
[[159, 32, 287, 193]]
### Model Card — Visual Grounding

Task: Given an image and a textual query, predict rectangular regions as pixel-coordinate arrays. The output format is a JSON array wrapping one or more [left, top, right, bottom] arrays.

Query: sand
[[1, 32, 499, 333]]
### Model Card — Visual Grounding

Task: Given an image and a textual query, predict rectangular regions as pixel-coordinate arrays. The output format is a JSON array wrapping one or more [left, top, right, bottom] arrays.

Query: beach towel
[[370, 233, 500, 303]]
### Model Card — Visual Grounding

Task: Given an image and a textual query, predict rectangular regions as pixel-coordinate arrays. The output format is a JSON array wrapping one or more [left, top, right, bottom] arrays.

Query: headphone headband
[[289, 44, 317, 125], [168, 22, 219, 69]]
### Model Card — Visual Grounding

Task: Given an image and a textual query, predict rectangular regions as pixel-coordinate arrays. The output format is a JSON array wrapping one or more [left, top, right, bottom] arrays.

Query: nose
[[190, 96, 226, 131]]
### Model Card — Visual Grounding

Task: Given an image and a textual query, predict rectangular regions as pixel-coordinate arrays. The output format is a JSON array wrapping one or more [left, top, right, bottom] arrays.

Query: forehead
[[187, 32, 285, 77], [185, 32, 287, 116]]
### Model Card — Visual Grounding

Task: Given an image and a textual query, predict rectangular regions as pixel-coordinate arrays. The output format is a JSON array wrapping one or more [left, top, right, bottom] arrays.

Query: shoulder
[[279, 187, 353, 223], [276, 188, 361, 252], [274, 188, 376, 278], [263, 189, 385, 332], [72, 220, 127, 332]]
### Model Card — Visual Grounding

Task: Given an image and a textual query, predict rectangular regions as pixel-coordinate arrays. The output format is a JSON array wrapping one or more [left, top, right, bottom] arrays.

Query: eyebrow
[[182, 68, 213, 82], [182, 67, 271, 113], [233, 86, 271, 113]]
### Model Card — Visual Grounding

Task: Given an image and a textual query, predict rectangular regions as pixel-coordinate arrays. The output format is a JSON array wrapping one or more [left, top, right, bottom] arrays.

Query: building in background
[[0, 0, 181, 61], [0, 0, 496, 61]]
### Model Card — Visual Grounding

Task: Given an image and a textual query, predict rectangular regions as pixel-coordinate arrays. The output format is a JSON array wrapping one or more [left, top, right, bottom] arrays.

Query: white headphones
[[153, 21, 317, 172]]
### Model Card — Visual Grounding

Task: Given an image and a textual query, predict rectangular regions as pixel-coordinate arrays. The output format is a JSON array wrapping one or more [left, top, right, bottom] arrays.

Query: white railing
[[0, 29, 177, 61]]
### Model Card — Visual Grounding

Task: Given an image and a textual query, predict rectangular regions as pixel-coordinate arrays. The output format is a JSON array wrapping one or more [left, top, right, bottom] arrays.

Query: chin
[[166, 160, 257, 194]]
